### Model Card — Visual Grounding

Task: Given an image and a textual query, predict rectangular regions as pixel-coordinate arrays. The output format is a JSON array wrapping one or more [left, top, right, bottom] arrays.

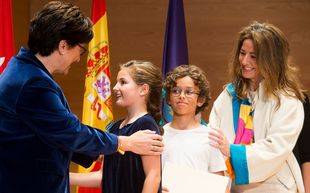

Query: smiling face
[[168, 76, 204, 117], [113, 68, 142, 108], [239, 39, 261, 89]]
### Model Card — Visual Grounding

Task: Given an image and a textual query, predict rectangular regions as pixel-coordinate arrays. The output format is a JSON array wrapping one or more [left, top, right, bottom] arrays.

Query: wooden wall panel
[[12, 0, 29, 52], [184, 0, 310, 115], [13, 0, 310, 131], [107, 1, 168, 118]]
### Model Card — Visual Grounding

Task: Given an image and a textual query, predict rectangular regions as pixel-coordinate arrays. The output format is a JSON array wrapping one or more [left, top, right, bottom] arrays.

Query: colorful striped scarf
[[226, 83, 254, 178]]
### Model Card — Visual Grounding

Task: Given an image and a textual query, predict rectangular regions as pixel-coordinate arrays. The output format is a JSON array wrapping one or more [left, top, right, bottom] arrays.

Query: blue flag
[[161, 0, 189, 124]]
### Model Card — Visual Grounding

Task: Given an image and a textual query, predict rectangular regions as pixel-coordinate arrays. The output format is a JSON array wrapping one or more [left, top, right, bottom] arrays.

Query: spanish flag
[[77, 0, 113, 192], [0, 0, 15, 73]]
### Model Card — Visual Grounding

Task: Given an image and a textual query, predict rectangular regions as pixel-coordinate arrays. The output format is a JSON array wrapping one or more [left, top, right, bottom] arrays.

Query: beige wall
[[12, 0, 310, 190]]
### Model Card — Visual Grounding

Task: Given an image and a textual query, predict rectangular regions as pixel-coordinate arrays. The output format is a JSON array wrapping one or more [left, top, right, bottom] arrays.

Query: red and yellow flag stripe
[[77, 0, 113, 192]]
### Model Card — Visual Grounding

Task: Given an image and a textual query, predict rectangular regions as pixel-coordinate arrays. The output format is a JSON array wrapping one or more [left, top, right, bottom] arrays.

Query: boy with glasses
[[162, 65, 226, 191]]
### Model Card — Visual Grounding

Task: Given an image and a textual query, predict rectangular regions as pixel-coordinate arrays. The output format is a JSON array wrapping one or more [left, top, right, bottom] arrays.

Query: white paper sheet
[[162, 162, 230, 193]]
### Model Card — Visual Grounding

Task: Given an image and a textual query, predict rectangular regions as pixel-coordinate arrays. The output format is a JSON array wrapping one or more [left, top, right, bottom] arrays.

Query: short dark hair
[[164, 65, 211, 114], [28, 1, 93, 56]]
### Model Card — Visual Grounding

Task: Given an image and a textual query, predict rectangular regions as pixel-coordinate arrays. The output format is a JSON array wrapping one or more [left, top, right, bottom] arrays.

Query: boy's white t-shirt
[[162, 123, 227, 173]]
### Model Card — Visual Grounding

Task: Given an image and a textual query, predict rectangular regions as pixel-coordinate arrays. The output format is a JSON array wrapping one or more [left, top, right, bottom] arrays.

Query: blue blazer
[[0, 48, 118, 193]]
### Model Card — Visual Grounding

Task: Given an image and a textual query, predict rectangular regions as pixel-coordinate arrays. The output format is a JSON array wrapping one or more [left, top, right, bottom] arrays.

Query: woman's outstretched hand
[[119, 130, 164, 155]]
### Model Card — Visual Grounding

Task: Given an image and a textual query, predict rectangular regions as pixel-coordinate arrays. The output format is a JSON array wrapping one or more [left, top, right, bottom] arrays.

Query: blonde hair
[[120, 60, 163, 124], [229, 21, 304, 106]]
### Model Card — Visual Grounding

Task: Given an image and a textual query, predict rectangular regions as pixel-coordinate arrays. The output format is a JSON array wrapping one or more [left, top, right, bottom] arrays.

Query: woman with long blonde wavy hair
[[208, 21, 305, 193]]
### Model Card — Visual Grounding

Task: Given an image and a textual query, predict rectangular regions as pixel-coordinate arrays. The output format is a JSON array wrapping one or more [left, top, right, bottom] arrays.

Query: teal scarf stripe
[[226, 83, 240, 133], [227, 83, 250, 184], [230, 144, 249, 184]]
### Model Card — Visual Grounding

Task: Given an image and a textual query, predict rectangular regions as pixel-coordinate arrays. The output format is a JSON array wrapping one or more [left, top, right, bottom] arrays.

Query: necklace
[[247, 90, 258, 112]]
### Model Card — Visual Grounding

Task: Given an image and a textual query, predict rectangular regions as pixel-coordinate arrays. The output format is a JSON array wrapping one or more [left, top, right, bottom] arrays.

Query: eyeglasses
[[171, 87, 200, 98], [78, 44, 87, 56]]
